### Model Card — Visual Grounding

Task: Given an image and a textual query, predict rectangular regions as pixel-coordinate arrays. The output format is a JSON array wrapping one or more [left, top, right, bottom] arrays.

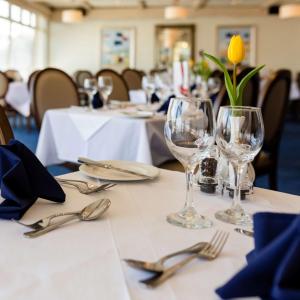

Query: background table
[[1, 169, 299, 300], [5, 82, 31, 117], [36, 107, 173, 166]]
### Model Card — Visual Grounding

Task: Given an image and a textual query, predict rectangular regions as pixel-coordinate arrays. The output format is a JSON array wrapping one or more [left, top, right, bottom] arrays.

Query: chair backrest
[[0, 105, 14, 145], [297, 72, 300, 90], [236, 67, 260, 107], [122, 68, 143, 90], [5, 69, 22, 82], [0, 71, 9, 98], [73, 70, 93, 88], [261, 70, 291, 152], [33, 68, 80, 128], [96, 69, 129, 101], [27, 70, 40, 91]]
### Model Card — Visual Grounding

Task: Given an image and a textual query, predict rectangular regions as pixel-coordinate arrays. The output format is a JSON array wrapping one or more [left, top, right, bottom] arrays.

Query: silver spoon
[[124, 241, 208, 273], [24, 198, 111, 238]]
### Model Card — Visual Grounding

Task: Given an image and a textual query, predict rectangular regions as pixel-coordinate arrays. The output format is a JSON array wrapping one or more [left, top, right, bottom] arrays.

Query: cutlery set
[[13, 158, 120, 238], [125, 230, 229, 287], [14, 198, 111, 238]]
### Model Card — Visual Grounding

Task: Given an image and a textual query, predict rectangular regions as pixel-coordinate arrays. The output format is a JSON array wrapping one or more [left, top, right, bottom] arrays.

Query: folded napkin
[[92, 92, 103, 109], [0, 140, 65, 220], [157, 94, 175, 114], [216, 212, 300, 300], [151, 93, 160, 103]]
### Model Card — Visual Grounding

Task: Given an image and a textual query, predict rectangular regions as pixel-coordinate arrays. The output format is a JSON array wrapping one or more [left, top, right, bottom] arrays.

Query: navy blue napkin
[[216, 212, 300, 299], [151, 93, 160, 103], [157, 94, 175, 114], [92, 92, 103, 109], [0, 140, 65, 220]]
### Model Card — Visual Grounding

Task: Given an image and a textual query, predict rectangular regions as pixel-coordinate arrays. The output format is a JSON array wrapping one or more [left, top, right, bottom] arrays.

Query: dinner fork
[[57, 179, 116, 194], [140, 230, 229, 287]]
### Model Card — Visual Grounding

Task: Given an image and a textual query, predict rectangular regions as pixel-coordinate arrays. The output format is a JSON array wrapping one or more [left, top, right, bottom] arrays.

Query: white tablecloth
[[5, 82, 31, 117], [36, 107, 173, 166], [1, 169, 299, 300]]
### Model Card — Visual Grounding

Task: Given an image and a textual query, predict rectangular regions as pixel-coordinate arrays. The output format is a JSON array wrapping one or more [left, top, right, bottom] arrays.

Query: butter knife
[[78, 157, 153, 180], [234, 228, 254, 237]]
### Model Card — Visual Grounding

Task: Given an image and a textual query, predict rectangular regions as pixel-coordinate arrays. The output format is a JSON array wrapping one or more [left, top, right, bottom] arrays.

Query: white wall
[[49, 14, 300, 76]]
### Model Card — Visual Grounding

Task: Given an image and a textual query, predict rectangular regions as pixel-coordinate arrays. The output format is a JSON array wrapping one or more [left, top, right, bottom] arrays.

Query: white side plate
[[79, 160, 160, 182]]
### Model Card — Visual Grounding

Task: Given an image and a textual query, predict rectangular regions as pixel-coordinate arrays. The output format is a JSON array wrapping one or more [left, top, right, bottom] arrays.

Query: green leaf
[[236, 64, 265, 106], [204, 52, 235, 105]]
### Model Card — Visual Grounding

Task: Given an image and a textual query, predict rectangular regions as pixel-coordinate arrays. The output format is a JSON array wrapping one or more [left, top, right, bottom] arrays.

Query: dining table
[[1, 168, 299, 300], [5, 82, 31, 117], [36, 106, 173, 167]]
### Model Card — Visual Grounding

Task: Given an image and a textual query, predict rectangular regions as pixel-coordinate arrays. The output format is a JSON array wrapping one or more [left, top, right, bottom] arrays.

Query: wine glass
[[98, 76, 113, 109], [83, 78, 98, 109], [142, 75, 156, 106], [215, 106, 264, 226], [164, 97, 215, 229]]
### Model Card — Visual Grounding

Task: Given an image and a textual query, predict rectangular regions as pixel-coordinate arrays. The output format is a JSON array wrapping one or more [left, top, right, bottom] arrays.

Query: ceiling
[[27, 0, 300, 10]]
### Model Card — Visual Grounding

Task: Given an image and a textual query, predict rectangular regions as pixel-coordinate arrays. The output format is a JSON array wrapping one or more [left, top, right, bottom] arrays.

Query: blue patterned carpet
[[12, 118, 300, 196]]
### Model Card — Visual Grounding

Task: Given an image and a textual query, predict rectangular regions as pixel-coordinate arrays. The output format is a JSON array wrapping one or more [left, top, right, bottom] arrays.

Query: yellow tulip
[[227, 35, 245, 65]]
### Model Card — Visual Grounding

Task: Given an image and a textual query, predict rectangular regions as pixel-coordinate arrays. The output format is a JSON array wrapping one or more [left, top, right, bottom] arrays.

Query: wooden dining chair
[[27, 70, 40, 91], [5, 69, 22, 82], [0, 71, 9, 101], [253, 70, 291, 190], [121, 68, 143, 90], [96, 69, 130, 101], [32, 68, 80, 128], [0, 104, 14, 145], [73, 70, 93, 88]]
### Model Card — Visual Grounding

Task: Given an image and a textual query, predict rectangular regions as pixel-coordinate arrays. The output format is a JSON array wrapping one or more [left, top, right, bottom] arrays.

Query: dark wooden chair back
[[73, 70, 93, 88], [0, 105, 14, 144], [96, 69, 129, 101], [33, 68, 80, 128], [122, 68, 143, 90]]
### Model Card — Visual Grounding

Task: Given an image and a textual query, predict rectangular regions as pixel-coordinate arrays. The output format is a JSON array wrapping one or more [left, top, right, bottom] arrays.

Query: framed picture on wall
[[216, 25, 256, 66], [101, 28, 135, 70]]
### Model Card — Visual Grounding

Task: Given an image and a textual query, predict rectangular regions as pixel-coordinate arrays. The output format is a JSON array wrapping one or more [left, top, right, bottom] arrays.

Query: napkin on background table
[[0, 140, 65, 220], [157, 94, 175, 114], [216, 212, 300, 300]]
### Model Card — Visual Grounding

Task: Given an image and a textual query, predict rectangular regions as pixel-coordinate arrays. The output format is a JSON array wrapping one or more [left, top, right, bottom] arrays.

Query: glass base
[[215, 208, 253, 226], [167, 206, 213, 229]]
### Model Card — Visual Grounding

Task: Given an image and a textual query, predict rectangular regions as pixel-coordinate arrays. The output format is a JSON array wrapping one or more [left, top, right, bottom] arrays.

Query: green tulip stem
[[233, 64, 237, 105]]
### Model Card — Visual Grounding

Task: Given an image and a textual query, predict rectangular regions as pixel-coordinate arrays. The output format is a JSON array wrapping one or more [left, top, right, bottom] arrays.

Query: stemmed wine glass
[[164, 97, 215, 229], [142, 75, 156, 106], [83, 78, 98, 110], [215, 106, 264, 226], [98, 76, 113, 109]]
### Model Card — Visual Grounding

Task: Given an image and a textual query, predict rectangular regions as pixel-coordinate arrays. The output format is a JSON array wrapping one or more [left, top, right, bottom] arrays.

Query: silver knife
[[78, 157, 153, 180], [234, 228, 254, 237]]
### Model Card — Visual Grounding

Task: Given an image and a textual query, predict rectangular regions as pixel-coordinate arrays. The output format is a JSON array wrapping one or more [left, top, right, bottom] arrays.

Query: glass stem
[[89, 94, 93, 109], [184, 168, 194, 209], [231, 163, 244, 214]]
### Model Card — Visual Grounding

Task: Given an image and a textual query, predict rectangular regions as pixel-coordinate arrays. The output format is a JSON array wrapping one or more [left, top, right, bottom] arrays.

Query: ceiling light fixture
[[62, 9, 84, 23], [279, 4, 300, 19], [164, 0, 188, 19]]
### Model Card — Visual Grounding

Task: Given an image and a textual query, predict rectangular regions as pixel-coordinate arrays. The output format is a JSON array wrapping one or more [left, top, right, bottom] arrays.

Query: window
[[11, 5, 21, 22], [0, 0, 9, 18], [0, 2, 48, 78]]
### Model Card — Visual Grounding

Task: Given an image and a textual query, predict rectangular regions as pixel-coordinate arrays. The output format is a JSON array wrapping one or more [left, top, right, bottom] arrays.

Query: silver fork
[[57, 179, 116, 194], [140, 230, 229, 287]]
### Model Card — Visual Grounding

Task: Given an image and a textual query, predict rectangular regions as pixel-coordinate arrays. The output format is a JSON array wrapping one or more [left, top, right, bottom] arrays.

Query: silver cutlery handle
[[159, 242, 206, 264], [148, 254, 198, 287], [24, 214, 79, 238]]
